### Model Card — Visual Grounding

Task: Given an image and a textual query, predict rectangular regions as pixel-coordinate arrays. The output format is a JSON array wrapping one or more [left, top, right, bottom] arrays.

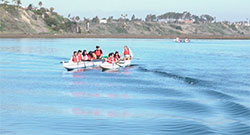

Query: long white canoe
[[62, 60, 104, 71], [100, 60, 131, 70]]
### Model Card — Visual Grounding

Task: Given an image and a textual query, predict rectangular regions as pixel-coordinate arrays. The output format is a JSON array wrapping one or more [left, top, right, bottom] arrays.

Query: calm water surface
[[0, 39, 250, 135]]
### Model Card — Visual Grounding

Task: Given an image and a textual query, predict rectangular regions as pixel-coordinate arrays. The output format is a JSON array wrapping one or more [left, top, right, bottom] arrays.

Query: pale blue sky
[[21, 0, 250, 21]]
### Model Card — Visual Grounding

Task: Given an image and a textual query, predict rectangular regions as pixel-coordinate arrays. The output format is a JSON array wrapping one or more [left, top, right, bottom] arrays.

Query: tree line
[[0, 0, 217, 24]]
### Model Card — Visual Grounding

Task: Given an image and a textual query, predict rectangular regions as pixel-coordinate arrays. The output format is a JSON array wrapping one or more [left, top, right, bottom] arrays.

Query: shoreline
[[0, 34, 250, 40]]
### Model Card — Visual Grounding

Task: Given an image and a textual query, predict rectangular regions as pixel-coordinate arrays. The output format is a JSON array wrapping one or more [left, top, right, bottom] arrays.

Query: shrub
[[175, 26, 182, 31], [40, 8, 47, 13], [0, 22, 5, 31], [115, 27, 128, 34], [34, 10, 43, 15], [44, 17, 62, 31], [229, 24, 237, 31], [44, 17, 58, 27], [170, 24, 182, 31]]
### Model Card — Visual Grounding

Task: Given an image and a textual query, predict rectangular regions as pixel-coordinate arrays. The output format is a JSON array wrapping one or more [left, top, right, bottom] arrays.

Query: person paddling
[[175, 37, 181, 43], [184, 37, 190, 43], [77, 50, 83, 62], [95, 46, 103, 59], [114, 51, 120, 62], [87, 51, 93, 60], [71, 51, 78, 63], [82, 50, 88, 61], [122, 45, 133, 60], [107, 53, 115, 64], [92, 51, 97, 60]]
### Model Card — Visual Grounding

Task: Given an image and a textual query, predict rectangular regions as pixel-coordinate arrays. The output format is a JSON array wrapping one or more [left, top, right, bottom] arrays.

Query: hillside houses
[[145, 12, 216, 24], [157, 18, 195, 24]]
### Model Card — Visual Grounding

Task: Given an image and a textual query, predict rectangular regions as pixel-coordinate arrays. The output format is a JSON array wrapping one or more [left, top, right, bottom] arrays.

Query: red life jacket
[[72, 56, 78, 62], [92, 54, 96, 60], [115, 55, 120, 60], [95, 50, 102, 56], [124, 49, 130, 55], [107, 57, 113, 64], [78, 55, 83, 61], [88, 55, 92, 60], [113, 57, 116, 62]]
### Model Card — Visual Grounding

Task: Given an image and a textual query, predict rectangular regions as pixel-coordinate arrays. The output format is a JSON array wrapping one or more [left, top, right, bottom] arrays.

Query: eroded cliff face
[[0, 5, 50, 33]]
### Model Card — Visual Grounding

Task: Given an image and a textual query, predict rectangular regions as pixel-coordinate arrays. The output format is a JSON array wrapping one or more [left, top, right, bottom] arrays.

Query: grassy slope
[[82, 22, 250, 36], [0, 4, 50, 33], [0, 4, 74, 34]]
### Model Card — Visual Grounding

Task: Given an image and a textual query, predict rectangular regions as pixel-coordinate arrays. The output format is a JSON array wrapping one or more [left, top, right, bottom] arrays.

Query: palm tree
[[131, 14, 135, 21], [75, 16, 80, 22], [3, 0, 9, 7], [17, 0, 21, 7], [27, 4, 33, 10], [12, 0, 16, 5], [1, 0, 8, 3], [11, 0, 21, 7], [38, 1, 42, 8], [50, 7, 54, 13], [71, 17, 75, 22]]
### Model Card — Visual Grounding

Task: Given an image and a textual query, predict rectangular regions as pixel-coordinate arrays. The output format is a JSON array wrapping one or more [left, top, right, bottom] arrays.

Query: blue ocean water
[[0, 38, 250, 135]]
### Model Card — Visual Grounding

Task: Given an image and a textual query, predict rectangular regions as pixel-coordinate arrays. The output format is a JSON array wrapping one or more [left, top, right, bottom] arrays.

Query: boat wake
[[137, 66, 210, 86]]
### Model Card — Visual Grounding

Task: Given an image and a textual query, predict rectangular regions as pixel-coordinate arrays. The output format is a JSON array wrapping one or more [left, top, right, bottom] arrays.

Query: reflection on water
[[0, 39, 250, 135], [71, 91, 131, 99], [71, 107, 166, 119], [0, 45, 56, 55]]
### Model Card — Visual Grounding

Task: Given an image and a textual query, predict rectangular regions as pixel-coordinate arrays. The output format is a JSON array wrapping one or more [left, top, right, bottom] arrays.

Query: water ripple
[[159, 120, 215, 135], [218, 122, 250, 135], [202, 89, 236, 100], [220, 101, 250, 118], [150, 99, 212, 115]]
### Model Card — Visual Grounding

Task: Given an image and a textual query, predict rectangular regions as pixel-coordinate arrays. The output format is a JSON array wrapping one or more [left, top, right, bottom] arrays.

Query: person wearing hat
[[94, 46, 103, 59]]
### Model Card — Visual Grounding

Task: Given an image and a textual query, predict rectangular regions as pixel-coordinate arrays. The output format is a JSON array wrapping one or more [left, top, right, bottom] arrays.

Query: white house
[[100, 19, 107, 24]]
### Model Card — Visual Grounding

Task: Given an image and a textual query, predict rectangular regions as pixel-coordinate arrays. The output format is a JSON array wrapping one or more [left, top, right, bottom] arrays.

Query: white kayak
[[62, 60, 104, 71], [100, 60, 131, 70]]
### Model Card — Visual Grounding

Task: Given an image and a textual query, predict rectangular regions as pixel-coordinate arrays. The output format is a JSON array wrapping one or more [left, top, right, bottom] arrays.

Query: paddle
[[115, 62, 123, 67], [114, 60, 128, 67]]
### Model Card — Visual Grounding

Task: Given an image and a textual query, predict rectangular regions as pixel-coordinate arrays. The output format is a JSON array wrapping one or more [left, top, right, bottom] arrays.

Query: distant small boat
[[184, 38, 190, 43], [62, 60, 104, 71], [100, 60, 131, 70], [174, 37, 190, 43], [174, 37, 181, 43]]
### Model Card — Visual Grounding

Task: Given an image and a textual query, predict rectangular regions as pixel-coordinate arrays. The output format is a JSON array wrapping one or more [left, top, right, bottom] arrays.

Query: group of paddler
[[175, 37, 190, 43], [71, 46, 103, 62], [70, 45, 133, 64]]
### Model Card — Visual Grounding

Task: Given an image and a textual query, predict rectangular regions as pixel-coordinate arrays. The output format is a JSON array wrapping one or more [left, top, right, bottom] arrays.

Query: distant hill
[[0, 3, 250, 38], [79, 20, 250, 37]]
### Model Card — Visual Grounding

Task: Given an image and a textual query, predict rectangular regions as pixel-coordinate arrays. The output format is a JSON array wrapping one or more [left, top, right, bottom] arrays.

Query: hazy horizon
[[18, 0, 250, 22]]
